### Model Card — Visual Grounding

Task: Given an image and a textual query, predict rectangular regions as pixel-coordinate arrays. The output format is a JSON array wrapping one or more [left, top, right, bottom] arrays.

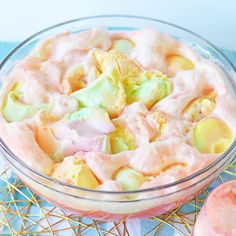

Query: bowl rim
[[1, 138, 230, 202], [0, 14, 236, 195]]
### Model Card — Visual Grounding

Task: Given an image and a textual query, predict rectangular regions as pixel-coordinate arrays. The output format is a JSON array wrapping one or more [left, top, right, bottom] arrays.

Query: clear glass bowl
[[0, 15, 235, 221]]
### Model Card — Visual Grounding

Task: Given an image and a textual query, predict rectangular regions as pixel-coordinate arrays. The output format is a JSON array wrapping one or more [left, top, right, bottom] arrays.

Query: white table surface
[[0, 0, 235, 50]]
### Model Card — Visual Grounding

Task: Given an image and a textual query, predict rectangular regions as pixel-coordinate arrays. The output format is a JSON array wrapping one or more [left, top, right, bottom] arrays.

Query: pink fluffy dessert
[[0, 27, 235, 219], [193, 180, 236, 236]]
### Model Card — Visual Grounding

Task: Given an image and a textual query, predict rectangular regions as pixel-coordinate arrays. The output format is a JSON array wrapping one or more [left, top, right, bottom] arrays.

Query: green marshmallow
[[72, 73, 126, 118], [63, 107, 97, 121], [2, 90, 36, 122], [108, 124, 135, 154], [111, 39, 135, 53], [2, 83, 52, 122], [114, 167, 145, 191], [126, 72, 171, 109]]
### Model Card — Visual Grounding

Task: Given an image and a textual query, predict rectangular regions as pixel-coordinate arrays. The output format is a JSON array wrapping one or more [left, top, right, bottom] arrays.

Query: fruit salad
[[0, 28, 235, 196]]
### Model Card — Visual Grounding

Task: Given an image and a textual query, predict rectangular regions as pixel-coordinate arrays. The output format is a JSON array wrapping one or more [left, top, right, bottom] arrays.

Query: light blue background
[[0, 0, 236, 50]]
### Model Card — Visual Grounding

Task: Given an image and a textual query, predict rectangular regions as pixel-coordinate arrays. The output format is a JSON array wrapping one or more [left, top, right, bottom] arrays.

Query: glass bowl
[[0, 15, 235, 221]]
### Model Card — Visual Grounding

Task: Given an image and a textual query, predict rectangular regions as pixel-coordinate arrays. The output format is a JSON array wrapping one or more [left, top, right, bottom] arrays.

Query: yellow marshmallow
[[193, 118, 233, 154], [167, 55, 194, 76]]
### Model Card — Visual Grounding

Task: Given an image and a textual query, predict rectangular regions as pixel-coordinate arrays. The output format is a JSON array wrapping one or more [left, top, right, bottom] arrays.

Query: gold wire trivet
[[0, 159, 235, 236]]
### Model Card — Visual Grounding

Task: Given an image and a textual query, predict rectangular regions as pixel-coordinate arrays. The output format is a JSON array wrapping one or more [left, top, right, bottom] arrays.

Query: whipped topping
[[0, 28, 235, 195]]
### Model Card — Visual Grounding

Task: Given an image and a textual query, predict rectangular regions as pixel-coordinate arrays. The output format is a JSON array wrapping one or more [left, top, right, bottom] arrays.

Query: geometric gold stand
[[0, 159, 235, 235]]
